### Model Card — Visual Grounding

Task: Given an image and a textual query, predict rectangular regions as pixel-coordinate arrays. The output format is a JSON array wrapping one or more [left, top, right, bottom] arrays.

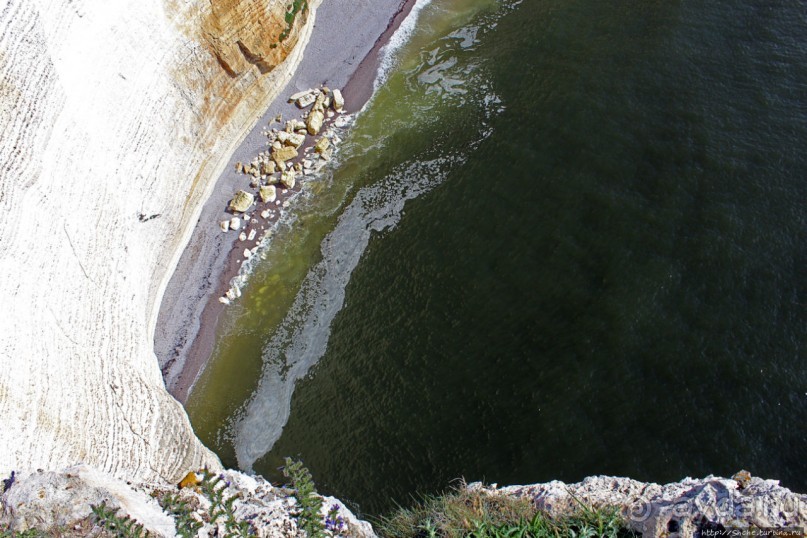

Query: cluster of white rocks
[[0, 465, 374, 538], [217, 87, 346, 305]]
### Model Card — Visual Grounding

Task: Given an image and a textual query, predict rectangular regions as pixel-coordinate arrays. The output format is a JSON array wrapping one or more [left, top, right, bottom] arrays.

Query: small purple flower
[[325, 503, 347, 533]]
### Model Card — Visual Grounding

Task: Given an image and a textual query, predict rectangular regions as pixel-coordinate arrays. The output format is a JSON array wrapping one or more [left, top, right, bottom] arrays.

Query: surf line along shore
[[155, 0, 420, 405]]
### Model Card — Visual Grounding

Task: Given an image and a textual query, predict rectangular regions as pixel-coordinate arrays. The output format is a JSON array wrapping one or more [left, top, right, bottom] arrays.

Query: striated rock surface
[[201, 0, 308, 76], [0, 0, 321, 484], [471, 474, 807, 536]]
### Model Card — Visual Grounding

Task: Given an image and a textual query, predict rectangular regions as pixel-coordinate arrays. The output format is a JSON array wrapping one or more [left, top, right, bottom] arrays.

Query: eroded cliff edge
[[1, 468, 804, 536], [0, 0, 320, 484]]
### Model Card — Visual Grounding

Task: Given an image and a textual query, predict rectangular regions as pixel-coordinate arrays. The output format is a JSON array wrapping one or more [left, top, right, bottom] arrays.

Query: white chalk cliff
[[0, 0, 320, 484]]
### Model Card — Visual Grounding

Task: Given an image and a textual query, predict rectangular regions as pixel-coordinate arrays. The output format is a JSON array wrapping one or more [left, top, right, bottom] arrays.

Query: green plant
[[282, 458, 324, 538], [195, 470, 253, 537], [465, 509, 629, 538], [418, 518, 439, 538], [277, 0, 308, 42], [562, 490, 627, 538], [157, 492, 203, 538], [377, 485, 534, 538], [91, 501, 151, 538], [377, 485, 635, 538], [88, 471, 250, 538]]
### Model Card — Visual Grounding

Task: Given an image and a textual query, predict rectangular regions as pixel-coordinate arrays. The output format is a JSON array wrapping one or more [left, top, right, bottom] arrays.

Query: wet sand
[[155, 0, 418, 404]]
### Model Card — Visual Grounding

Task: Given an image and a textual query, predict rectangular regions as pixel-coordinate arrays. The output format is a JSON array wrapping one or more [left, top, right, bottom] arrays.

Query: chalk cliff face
[[0, 0, 319, 483]]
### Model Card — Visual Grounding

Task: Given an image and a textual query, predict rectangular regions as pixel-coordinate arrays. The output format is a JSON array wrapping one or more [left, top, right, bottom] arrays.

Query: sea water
[[187, 0, 806, 515]]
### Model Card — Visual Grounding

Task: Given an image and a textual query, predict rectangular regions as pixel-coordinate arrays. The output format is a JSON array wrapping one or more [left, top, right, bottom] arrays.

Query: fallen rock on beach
[[332, 88, 344, 111], [288, 89, 312, 102], [217, 85, 352, 308], [314, 136, 330, 153], [280, 170, 296, 189], [272, 146, 298, 164], [228, 190, 254, 213], [295, 92, 317, 109], [259, 185, 277, 203], [277, 131, 305, 148], [307, 109, 324, 135], [260, 161, 276, 175]]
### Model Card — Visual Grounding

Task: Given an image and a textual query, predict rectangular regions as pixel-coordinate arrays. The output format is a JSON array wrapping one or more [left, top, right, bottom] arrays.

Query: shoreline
[[156, 0, 419, 404]]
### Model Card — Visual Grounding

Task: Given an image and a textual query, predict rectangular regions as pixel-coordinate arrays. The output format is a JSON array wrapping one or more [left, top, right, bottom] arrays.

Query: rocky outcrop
[[0, 0, 321, 484], [0, 465, 376, 537], [471, 474, 806, 536], [3, 469, 802, 537], [0, 466, 175, 536]]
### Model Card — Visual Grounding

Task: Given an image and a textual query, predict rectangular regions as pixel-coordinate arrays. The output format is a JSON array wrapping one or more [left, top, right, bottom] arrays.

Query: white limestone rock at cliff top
[[471, 474, 807, 536], [0, 465, 377, 537], [0, 465, 175, 536], [0, 0, 322, 484]]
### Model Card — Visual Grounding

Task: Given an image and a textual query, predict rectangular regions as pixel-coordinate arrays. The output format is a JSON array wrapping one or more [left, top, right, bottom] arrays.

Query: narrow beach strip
[[156, 0, 420, 404]]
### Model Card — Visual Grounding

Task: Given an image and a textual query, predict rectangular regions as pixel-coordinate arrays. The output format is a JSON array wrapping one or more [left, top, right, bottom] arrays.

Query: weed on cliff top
[[377, 485, 636, 538]]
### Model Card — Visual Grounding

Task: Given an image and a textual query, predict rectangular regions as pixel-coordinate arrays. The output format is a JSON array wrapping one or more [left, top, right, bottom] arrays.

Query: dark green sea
[[187, 0, 807, 516]]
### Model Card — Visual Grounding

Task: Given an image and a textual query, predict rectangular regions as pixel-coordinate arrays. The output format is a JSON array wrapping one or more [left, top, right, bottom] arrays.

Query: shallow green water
[[188, 0, 806, 516]]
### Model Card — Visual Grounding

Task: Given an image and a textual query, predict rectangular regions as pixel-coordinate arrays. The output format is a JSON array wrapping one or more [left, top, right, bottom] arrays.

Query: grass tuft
[[376, 485, 636, 538]]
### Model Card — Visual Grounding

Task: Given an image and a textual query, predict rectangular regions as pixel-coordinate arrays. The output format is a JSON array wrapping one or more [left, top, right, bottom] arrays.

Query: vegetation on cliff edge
[[377, 485, 635, 538]]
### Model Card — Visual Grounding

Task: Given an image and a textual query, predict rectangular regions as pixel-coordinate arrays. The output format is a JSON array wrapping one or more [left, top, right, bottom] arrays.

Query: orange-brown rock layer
[[202, 0, 309, 76]]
